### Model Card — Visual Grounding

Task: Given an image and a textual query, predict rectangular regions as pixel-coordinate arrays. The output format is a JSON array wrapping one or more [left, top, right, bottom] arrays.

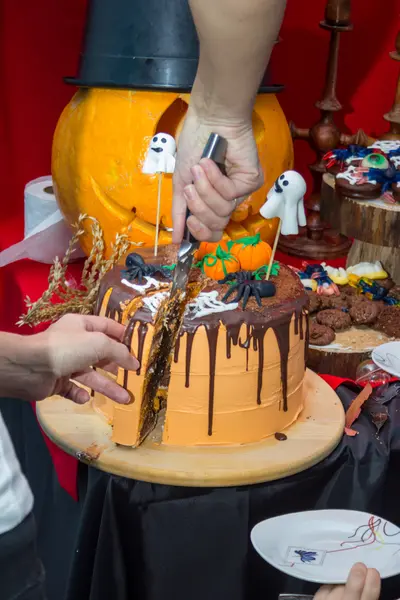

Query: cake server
[[170, 132, 227, 295]]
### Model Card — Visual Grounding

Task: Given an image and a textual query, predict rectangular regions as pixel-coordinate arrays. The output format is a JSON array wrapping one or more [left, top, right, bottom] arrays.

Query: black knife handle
[[183, 133, 227, 244]]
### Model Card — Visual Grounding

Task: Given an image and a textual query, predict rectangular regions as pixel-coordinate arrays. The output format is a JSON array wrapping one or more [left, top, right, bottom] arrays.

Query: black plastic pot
[[66, 0, 283, 93]]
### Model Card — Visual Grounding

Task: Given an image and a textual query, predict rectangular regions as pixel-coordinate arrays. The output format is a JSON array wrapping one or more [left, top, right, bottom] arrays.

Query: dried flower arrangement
[[18, 215, 138, 327]]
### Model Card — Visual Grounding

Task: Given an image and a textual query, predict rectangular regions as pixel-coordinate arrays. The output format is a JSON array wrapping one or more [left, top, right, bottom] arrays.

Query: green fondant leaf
[[227, 233, 261, 251], [162, 263, 176, 271], [253, 262, 280, 280]]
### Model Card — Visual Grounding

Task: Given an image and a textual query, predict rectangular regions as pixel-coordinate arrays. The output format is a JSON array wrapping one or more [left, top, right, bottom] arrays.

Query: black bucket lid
[[66, 0, 283, 94]]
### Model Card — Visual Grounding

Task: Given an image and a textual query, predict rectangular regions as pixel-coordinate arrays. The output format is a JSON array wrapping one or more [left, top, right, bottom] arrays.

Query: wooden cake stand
[[308, 173, 400, 379], [321, 173, 400, 284], [36, 370, 344, 487]]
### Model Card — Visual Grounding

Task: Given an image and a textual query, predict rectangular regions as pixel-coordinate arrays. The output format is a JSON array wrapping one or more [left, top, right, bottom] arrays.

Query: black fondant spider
[[219, 270, 276, 309], [122, 253, 173, 285]]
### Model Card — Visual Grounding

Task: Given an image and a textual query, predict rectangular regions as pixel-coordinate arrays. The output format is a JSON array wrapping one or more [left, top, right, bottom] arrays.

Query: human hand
[[13, 314, 138, 404], [172, 106, 263, 243], [314, 564, 381, 600]]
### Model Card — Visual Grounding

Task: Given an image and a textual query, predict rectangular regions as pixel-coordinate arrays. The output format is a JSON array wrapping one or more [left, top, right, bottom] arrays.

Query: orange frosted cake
[[92, 243, 309, 447]]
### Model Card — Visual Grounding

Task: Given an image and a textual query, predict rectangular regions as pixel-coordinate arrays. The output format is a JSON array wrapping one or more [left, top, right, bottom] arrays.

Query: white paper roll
[[24, 176, 57, 238], [0, 176, 85, 267]]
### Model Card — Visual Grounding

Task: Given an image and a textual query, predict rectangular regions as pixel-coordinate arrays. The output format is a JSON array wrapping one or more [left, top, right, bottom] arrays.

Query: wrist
[[0, 332, 53, 401], [190, 73, 255, 125]]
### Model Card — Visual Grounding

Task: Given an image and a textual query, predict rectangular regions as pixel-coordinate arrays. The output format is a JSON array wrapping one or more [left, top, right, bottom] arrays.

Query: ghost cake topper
[[260, 171, 307, 236], [259, 171, 307, 281], [142, 133, 176, 174]]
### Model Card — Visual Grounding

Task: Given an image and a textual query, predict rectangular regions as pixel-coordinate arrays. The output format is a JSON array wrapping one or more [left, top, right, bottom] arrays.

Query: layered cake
[[92, 242, 309, 447]]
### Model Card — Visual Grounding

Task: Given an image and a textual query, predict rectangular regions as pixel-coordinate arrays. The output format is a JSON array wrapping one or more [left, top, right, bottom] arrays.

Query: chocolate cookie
[[307, 291, 321, 314], [378, 278, 394, 291], [341, 284, 358, 297], [392, 182, 400, 202], [388, 285, 400, 301], [349, 301, 379, 325], [375, 307, 400, 338], [336, 167, 381, 200], [319, 295, 348, 311], [316, 309, 352, 331], [309, 322, 336, 346]]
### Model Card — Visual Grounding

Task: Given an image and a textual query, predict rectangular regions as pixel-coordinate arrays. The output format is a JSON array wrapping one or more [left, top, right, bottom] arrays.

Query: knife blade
[[170, 132, 228, 294], [136, 134, 227, 444]]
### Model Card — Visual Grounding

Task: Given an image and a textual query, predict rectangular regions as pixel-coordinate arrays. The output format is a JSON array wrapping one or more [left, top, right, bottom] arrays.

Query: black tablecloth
[[3, 384, 400, 600]]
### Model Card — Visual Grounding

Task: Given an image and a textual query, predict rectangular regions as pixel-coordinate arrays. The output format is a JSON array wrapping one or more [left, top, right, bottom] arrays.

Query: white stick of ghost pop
[[142, 133, 176, 256], [259, 171, 307, 280]]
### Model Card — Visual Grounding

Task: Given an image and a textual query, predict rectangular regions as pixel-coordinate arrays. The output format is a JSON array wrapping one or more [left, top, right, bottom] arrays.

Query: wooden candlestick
[[279, 0, 352, 260], [381, 30, 400, 140]]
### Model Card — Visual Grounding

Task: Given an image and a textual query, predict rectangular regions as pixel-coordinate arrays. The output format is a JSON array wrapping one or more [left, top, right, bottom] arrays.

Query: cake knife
[[170, 132, 228, 295]]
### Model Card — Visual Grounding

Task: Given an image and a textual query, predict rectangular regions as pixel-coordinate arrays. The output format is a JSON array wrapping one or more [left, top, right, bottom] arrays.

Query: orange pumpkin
[[52, 90, 293, 258], [195, 240, 229, 262], [228, 234, 272, 271], [202, 247, 240, 281]]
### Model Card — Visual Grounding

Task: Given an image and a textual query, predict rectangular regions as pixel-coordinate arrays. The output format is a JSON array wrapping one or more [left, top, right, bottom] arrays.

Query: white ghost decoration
[[142, 133, 176, 174], [259, 171, 307, 236]]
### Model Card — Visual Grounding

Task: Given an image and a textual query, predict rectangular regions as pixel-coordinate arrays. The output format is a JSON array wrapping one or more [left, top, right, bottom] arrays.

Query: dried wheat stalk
[[18, 215, 138, 327]]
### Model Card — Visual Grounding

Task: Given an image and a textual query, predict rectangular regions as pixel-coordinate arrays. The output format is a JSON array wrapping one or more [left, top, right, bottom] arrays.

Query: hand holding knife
[[171, 133, 228, 295]]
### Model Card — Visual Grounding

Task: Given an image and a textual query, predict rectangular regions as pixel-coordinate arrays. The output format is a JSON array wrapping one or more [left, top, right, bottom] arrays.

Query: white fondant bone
[[259, 170, 307, 236], [142, 290, 238, 319], [186, 291, 238, 319], [369, 140, 400, 153], [336, 166, 377, 185], [121, 276, 166, 294]]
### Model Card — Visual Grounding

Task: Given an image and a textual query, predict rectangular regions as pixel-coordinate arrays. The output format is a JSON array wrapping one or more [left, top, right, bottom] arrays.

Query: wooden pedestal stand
[[280, 0, 353, 260], [308, 173, 400, 379], [36, 370, 344, 487]]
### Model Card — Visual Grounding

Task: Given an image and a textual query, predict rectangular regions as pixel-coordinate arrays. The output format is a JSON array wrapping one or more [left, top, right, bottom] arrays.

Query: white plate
[[372, 342, 400, 379], [251, 509, 400, 584]]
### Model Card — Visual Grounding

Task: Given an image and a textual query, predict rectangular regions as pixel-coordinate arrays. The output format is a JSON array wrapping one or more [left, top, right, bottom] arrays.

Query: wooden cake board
[[36, 370, 344, 487]]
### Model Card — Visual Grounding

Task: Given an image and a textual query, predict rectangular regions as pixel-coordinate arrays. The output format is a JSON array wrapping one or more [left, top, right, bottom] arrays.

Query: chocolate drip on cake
[[226, 323, 241, 359], [206, 325, 219, 436], [136, 323, 148, 376], [185, 332, 196, 388], [174, 333, 183, 364], [273, 321, 291, 412]]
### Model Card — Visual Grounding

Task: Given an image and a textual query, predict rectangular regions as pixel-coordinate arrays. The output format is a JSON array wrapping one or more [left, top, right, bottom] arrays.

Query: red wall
[[0, 0, 399, 248]]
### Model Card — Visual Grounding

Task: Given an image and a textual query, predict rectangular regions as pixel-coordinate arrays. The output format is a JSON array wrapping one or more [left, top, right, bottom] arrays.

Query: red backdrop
[[0, 0, 399, 328]]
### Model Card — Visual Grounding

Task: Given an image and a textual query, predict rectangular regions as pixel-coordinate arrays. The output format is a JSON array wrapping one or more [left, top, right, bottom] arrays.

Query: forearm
[[0, 333, 50, 401], [189, 0, 286, 121]]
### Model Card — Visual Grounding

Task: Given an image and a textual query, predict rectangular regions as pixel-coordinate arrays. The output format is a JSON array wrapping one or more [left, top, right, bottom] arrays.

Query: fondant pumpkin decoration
[[52, 89, 293, 258], [202, 247, 240, 281], [195, 240, 229, 262], [228, 234, 272, 271]]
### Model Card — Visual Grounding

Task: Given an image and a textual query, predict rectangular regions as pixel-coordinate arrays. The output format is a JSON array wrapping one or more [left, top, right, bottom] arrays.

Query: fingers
[[91, 333, 139, 372], [343, 564, 381, 600], [74, 370, 130, 404], [80, 315, 127, 342], [171, 189, 187, 244], [361, 568, 381, 600], [96, 360, 118, 376], [186, 216, 224, 243], [63, 380, 91, 405], [314, 585, 336, 600]]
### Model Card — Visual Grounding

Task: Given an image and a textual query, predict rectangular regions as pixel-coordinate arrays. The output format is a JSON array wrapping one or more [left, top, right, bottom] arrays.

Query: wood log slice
[[347, 240, 400, 285], [321, 173, 400, 248], [307, 326, 395, 380]]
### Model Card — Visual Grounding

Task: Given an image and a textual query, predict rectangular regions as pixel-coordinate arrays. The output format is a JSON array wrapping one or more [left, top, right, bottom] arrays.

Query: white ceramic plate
[[251, 509, 400, 584], [372, 342, 400, 379]]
